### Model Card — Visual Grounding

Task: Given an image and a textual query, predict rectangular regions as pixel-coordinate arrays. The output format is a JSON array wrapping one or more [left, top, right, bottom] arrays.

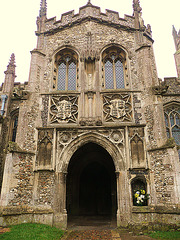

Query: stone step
[[61, 229, 122, 240]]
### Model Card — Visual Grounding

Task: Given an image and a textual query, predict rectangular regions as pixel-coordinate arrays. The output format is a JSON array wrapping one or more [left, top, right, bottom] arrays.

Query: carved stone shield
[[56, 100, 72, 120], [109, 99, 126, 118]]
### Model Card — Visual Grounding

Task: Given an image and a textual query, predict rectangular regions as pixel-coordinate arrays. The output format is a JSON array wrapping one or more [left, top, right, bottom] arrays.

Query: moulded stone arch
[[9, 108, 19, 142], [163, 100, 180, 107], [100, 43, 130, 89], [53, 45, 80, 60], [57, 132, 124, 173], [130, 176, 149, 206], [129, 174, 150, 192], [100, 43, 129, 60], [130, 175, 148, 185], [53, 46, 80, 91], [163, 101, 180, 144]]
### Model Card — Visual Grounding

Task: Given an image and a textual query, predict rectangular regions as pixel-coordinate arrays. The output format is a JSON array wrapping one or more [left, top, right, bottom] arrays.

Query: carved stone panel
[[49, 95, 78, 124], [103, 93, 132, 122], [36, 129, 54, 167], [129, 127, 146, 169], [56, 129, 125, 172]]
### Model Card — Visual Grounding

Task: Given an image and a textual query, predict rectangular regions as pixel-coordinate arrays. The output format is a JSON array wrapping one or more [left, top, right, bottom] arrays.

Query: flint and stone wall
[[0, 2, 179, 229]]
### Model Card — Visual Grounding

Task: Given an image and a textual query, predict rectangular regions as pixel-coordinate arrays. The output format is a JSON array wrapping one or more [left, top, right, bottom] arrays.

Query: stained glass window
[[115, 60, 125, 89], [57, 53, 77, 91], [104, 52, 125, 89], [172, 126, 180, 145], [57, 63, 66, 90], [68, 62, 76, 90], [164, 105, 180, 149], [105, 60, 114, 89]]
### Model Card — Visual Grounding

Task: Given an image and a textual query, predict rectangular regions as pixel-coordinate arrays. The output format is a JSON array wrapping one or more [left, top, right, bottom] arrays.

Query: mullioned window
[[54, 49, 78, 91], [102, 47, 127, 89], [164, 104, 180, 158]]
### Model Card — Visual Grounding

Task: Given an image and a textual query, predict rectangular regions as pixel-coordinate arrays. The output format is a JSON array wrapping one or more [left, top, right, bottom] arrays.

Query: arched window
[[9, 111, 19, 142], [102, 47, 126, 89], [164, 104, 180, 145], [131, 178, 148, 206], [54, 49, 78, 91]]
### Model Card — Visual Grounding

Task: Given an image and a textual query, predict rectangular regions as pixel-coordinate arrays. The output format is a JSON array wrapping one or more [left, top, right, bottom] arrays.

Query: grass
[[145, 230, 180, 239], [0, 223, 64, 240]]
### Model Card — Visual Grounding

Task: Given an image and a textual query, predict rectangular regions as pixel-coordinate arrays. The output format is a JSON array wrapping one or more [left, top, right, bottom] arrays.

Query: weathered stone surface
[[0, 0, 179, 229]]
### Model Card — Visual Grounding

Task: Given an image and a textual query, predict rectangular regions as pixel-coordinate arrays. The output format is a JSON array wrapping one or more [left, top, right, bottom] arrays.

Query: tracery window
[[9, 111, 19, 142], [102, 47, 127, 89], [54, 49, 78, 91], [164, 104, 180, 159], [164, 105, 180, 145]]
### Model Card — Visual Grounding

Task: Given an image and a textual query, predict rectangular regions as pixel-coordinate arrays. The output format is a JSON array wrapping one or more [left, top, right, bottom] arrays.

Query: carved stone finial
[[133, 0, 142, 13], [39, 0, 47, 17], [172, 25, 180, 51], [9, 53, 15, 65], [4, 53, 16, 76], [87, 0, 92, 5]]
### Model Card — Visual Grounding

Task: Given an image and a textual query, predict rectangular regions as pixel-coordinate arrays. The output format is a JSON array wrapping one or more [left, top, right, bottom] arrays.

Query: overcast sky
[[0, 0, 179, 85]]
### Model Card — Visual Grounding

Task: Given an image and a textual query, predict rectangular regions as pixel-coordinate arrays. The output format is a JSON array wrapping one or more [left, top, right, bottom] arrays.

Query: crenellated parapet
[[36, 3, 143, 36], [35, 1, 154, 48]]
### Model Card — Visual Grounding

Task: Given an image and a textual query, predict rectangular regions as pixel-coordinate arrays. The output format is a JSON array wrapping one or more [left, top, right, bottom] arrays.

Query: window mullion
[[66, 62, 69, 90], [168, 114, 173, 138], [113, 60, 116, 89]]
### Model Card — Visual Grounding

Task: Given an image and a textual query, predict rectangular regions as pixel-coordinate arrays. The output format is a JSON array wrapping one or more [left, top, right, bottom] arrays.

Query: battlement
[[44, 3, 135, 33], [164, 77, 180, 95]]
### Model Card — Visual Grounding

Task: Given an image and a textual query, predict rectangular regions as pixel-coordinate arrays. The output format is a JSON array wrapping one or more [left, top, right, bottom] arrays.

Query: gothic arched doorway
[[66, 142, 117, 225]]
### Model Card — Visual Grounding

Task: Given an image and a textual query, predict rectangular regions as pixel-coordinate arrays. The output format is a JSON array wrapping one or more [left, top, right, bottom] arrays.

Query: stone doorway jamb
[[55, 132, 125, 228]]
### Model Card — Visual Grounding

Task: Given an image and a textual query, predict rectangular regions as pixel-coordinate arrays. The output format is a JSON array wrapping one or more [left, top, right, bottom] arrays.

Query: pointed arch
[[56, 132, 124, 173], [131, 176, 148, 206], [100, 44, 129, 89], [163, 101, 180, 145], [9, 109, 19, 142], [53, 47, 79, 91]]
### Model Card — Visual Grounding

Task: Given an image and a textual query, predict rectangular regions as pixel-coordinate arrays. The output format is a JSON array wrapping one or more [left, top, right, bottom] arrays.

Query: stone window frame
[[9, 109, 19, 142], [102, 46, 127, 90], [164, 102, 180, 145], [54, 49, 78, 91], [163, 102, 180, 159]]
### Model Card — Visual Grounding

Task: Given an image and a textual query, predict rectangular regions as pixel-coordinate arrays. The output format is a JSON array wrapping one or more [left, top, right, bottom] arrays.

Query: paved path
[[61, 229, 155, 240], [65, 216, 155, 240]]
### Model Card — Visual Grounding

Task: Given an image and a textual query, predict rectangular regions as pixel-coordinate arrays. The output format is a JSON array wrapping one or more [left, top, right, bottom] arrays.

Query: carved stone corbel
[[12, 86, 30, 100], [152, 79, 169, 95]]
